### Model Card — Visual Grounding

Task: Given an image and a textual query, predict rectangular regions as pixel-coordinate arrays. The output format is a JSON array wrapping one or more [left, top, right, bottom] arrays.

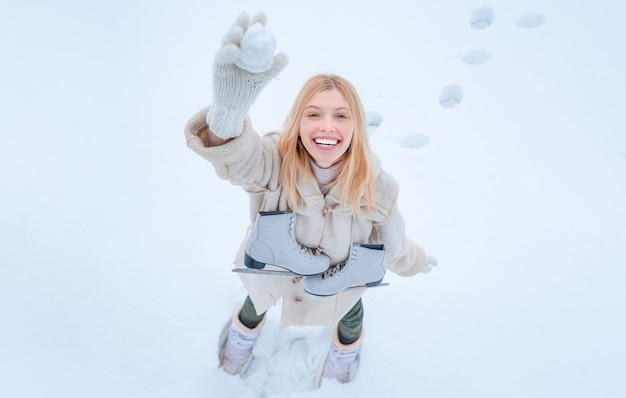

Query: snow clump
[[236, 22, 277, 73]]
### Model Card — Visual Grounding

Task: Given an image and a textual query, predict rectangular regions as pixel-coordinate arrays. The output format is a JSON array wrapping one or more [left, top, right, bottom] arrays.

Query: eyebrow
[[304, 105, 351, 111]]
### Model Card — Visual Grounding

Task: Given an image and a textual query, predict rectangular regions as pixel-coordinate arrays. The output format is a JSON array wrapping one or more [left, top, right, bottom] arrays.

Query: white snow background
[[2, 0, 626, 397]]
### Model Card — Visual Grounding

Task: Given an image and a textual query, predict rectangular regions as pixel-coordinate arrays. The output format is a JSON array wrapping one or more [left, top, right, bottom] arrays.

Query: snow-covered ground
[[2, 1, 625, 397]]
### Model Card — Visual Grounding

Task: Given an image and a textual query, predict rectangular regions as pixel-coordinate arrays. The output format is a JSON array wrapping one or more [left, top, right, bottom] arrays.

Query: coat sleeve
[[370, 171, 428, 277], [374, 204, 428, 276], [184, 106, 281, 193]]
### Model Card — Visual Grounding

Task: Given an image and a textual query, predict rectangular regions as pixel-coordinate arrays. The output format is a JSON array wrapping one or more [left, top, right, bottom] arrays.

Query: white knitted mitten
[[420, 255, 439, 273], [208, 12, 288, 139]]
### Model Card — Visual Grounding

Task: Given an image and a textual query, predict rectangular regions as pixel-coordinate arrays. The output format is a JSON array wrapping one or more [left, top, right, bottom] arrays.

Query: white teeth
[[314, 138, 338, 146]]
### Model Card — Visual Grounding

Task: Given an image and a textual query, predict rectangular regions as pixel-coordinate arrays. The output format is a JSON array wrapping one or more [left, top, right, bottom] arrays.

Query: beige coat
[[185, 107, 428, 329]]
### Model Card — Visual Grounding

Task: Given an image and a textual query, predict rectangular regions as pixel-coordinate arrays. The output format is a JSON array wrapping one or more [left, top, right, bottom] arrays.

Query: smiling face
[[298, 89, 354, 168]]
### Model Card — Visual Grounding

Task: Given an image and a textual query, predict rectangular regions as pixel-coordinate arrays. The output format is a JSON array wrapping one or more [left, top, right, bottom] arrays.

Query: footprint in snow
[[470, 6, 495, 29], [461, 49, 491, 65], [366, 111, 383, 134], [399, 133, 430, 149], [439, 85, 463, 108], [515, 12, 546, 29]]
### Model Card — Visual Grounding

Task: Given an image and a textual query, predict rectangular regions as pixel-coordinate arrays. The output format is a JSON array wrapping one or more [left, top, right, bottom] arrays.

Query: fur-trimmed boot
[[319, 327, 364, 384], [218, 306, 265, 376], [244, 211, 330, 275]]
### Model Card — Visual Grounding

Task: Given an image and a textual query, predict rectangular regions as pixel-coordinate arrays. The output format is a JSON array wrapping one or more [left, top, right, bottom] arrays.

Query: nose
[[319, 116, 335, 132]]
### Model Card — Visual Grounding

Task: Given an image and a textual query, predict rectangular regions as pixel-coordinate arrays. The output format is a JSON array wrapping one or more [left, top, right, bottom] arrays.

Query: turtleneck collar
[[310, 159, 342, 192]]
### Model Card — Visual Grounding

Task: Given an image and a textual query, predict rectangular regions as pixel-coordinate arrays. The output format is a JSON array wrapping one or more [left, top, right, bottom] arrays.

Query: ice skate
[[303, 244, 385, 296], [244, 211, 330, 276]]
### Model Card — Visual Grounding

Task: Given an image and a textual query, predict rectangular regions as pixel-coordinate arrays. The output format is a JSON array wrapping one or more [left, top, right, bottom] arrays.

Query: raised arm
[[205, 11, 288, 144]]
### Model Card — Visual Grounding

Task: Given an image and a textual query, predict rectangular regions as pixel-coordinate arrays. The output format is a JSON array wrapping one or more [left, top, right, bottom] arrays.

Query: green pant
[[238, 295, 364, 345]]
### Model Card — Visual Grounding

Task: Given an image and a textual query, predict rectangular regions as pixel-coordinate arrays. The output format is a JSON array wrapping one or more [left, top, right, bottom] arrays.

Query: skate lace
[[289, 217, 322, 259], [321, 247, 356, 280], [321, 261, 347, 280]]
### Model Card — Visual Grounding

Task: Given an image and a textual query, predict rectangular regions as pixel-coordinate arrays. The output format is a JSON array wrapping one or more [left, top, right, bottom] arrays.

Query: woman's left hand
[[420, 255, 438, 273]]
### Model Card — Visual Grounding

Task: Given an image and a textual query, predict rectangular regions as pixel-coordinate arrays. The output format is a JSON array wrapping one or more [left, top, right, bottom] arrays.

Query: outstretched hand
[[208, 12, 288, 139], [420, 255, 439, 274]]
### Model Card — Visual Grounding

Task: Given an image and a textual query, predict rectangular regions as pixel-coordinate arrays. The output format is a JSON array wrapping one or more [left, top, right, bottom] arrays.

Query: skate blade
[[303, 282, 390, 297], [233, 267, 324, 277]]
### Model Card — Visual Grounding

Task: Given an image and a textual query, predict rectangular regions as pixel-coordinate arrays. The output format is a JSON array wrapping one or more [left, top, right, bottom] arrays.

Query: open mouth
[[314, 138, 339, 146]]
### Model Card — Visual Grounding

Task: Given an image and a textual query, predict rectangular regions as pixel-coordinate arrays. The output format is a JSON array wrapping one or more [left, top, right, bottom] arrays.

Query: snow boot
[[318, 327, 364, 384], [303, 244, 385, 296], [218, 305, 265, 376], [244, 211, 331, 276]]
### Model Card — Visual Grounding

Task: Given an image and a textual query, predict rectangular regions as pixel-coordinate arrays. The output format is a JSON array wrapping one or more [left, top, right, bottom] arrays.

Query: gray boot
[[303, 244, 386, 296], [244, 211, 331, 276]]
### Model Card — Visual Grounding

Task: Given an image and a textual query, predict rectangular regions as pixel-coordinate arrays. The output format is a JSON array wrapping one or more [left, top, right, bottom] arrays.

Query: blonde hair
[[277, 74, 376, 213]]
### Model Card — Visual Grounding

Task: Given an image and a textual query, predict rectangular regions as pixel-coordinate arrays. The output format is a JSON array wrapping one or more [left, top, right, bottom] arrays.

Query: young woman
[[184, 12, 438, 384]]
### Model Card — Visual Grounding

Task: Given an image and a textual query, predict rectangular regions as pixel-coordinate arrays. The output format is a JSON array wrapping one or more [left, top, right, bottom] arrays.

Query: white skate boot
[[218, 306, 265, 376], [303, 244, 386, 296], [244, 211, 331, 276], [317, 327, 364, 384]]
